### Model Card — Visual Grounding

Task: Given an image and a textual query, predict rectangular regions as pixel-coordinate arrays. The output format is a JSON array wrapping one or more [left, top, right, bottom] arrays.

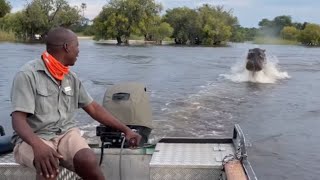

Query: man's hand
[[124, 130, 142, 148], [32, 141, 63, 179], [84, 102, 142, 148]]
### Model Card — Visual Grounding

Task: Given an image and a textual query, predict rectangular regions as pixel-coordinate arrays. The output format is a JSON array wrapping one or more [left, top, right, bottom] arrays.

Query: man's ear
[[63, 43, 69, 53]]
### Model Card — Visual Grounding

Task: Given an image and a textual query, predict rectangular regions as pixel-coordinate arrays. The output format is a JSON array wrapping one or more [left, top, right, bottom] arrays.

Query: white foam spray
[[221, 52, 290, 83]]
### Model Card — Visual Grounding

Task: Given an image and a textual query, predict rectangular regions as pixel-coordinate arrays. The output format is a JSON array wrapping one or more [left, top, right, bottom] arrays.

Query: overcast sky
[[9, 0, 320, 27]]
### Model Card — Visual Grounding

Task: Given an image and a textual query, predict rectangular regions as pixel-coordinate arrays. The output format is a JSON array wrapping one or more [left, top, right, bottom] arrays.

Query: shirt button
[[56, 128, 62, 135]]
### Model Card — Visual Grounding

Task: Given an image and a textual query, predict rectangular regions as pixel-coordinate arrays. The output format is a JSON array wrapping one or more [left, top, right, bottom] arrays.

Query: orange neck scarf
[[42, 51, 69, 81]]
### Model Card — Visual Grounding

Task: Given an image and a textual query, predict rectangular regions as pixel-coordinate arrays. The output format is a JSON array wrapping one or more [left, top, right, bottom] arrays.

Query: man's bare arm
[[83, 101, 131, 133], [12, 112, 43, 147], [83, 101, 141, 146]]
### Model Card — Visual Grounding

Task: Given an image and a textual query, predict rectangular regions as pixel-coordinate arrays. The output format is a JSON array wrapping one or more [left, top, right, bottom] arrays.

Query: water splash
[[221, 53, 290, 83]]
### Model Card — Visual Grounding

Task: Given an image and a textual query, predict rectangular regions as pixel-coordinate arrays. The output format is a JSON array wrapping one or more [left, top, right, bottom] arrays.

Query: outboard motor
[[96, 82, 153, 148]]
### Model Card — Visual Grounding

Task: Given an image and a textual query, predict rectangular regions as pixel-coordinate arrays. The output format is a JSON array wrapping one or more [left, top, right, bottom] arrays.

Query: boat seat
[[0, 152, 79, 180]]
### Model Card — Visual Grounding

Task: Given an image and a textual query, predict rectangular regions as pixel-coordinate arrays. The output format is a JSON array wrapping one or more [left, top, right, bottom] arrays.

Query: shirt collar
[[35, 58, 70, 84]]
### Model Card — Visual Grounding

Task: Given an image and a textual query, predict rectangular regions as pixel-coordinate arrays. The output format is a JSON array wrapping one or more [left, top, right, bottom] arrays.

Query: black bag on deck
[[0, 125, 14, 154]]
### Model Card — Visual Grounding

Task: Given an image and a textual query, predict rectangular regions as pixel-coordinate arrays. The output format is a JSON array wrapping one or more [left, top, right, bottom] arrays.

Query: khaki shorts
[[13, 128, 90, 171]]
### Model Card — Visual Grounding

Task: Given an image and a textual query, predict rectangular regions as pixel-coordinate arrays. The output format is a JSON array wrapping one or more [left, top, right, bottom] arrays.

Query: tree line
[[258, 15, 320, 46], [0, 0, 82, 41], [1, 0, 320, 46]]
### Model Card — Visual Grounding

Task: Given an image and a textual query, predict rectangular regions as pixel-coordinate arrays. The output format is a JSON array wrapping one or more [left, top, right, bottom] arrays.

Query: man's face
[[64, 37, 79, 66]]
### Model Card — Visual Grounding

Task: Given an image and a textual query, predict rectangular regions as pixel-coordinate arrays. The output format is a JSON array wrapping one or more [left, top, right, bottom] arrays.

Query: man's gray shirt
[[11, 59, 93, 144]]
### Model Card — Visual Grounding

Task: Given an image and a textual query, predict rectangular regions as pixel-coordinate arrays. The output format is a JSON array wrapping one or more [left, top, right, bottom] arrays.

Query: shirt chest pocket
[[35, 84, 58, 115], [62, 87, 75, 112]]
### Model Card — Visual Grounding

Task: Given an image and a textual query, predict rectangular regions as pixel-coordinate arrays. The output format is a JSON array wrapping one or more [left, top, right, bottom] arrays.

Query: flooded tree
[[164, 4, 237, 45], [163, 7, 201, 45], [0, 0, 11, 18], [281, 26, 299, 40], [93, 0, 162, 44], [298, 23, 320, 46], [0, 0, 81, 41], [146, 19, 173, 44], [198, 5, 237, 45], [258, 15, 293, 37]]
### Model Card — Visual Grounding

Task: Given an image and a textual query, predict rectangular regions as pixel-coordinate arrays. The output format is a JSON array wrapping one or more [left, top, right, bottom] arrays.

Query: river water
[[1, 39, 320, 179]]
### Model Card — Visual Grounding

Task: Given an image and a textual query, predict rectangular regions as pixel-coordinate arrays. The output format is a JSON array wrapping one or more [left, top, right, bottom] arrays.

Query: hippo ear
[[262, 49, 266, 52]]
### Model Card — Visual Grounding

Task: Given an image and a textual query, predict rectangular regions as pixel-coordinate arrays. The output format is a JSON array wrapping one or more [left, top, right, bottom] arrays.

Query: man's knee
[[73, 148, 104, 180], [73, 148, 98, 166]]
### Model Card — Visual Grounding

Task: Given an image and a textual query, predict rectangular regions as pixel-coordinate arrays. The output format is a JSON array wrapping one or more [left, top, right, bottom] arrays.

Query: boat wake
[[220, 54, 290, 83]]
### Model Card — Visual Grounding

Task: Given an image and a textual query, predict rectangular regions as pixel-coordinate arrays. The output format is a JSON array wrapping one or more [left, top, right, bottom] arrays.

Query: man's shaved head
[[44, 27, 79, 66], [46, 27, 77, 50]]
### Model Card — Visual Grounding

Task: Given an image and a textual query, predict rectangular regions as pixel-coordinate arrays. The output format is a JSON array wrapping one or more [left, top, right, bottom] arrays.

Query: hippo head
[[246, 48, 266, 71]]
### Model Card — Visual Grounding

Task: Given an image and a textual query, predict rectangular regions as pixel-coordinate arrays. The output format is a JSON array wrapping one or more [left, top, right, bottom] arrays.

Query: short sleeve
[[11, 72, 35, 114], [78, 81, 93, 108]]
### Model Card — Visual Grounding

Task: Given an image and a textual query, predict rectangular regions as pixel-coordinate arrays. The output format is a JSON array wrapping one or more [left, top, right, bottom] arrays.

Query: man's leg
[[73, 148, 105, 180], [57, 128, 105, 180]]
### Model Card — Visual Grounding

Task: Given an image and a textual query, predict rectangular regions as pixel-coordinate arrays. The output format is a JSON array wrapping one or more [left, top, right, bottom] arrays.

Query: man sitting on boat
[[10, 27, 141, 180]]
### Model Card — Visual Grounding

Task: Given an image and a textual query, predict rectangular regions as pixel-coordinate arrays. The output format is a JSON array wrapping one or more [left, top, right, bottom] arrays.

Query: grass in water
[[0, 30, 16, 42], [254, 37, 299, 45]]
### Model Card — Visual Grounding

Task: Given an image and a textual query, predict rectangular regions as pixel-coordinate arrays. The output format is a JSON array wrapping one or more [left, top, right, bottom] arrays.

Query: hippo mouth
[[246, 59, 263, 71], [245, 48, 266, 72]]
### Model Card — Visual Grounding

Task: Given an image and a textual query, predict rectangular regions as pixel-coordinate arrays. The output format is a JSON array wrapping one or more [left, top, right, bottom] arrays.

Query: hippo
[[246, 48, 266, 72]]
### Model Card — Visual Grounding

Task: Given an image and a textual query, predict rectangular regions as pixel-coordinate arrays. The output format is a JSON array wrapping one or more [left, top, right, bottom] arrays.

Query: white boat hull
[[0, 124, 257, 180]]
